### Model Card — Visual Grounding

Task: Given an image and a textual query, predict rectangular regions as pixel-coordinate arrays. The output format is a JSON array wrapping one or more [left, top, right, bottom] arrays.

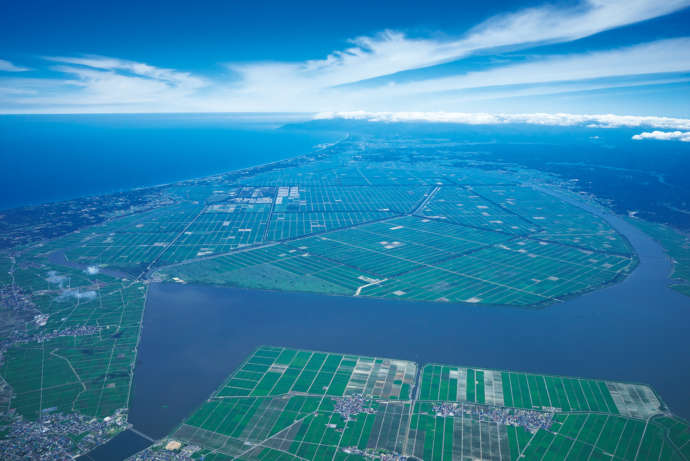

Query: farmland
[[0, 135, 645, 457], [142, 138, 635, 307], [5, 137, 635, 308], [134, 346, 690, 461]]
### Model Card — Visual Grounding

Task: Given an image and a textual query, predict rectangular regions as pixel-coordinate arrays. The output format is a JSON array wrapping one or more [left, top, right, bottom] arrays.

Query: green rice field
[[19, 138, 636, 308], [0, 259, 146, 420], [146, 346, 690, 461]]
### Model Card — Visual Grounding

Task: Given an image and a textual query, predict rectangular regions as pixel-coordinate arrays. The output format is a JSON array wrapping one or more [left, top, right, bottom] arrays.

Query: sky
[[1, 0, 690, 129]]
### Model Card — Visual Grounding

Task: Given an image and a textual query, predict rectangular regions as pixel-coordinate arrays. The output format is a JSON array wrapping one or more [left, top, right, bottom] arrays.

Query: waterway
[[84, 204, 690, 460]]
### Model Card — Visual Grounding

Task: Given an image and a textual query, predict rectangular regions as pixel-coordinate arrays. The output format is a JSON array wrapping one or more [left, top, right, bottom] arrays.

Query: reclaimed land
[[0, 135, 641, 456], [129, 346, 690, 461]]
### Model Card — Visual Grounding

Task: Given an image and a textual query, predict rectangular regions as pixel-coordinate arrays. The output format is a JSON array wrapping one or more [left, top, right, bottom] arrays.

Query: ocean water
[[0, 114, 338, 210]]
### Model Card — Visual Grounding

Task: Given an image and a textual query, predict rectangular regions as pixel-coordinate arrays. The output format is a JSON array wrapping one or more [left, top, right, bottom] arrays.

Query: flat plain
[[132, 346, 690, 461], [0, 135, 657, 457]]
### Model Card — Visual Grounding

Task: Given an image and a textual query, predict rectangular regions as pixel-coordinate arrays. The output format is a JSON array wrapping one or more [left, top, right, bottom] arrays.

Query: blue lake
[[84, 189, 690, 460]]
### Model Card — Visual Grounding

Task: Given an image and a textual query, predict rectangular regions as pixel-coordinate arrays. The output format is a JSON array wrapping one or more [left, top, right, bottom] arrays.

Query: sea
[[0, 113, 338, 211]]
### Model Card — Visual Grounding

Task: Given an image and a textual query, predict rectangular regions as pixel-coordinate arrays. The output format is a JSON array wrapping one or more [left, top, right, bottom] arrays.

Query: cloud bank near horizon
[[1, 0, 690, 114], [314, 111, 690, 142], [314, 111, 690, 130]]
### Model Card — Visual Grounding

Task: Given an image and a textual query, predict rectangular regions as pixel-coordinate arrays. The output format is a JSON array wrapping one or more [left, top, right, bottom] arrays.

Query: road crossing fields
[[159, 144, 636, 307], [0, 262, 145, 420], [31, 138, 638, 307], [165, 209, 635, 306]]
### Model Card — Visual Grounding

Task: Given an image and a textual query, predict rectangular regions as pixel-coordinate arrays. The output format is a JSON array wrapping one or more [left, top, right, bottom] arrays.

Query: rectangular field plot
[[168, 211, 633, 306], [165, 242, 386, 296], [474, 185, 634, 255], [215, 346, 416, 400], [407, 412, 511, 461], [77, 202, 203, 235], [154, 348, 688, 461], [61, 203, 204, 271], [1, 270, 146, 420], [361, 265, 549, 305], [65, 231, 178, 269], [523, 413, 686, 461], [418, 363, 662, 417], [158, 206, 270, 263], [316, 217, 510, 267], [172, 347, 417, 459], [431, 238, 634, 304], [420, 187, 538, 235], [238, 164, 376, 187], [272, 186, 430, 214], [267, 210, 397, 241]]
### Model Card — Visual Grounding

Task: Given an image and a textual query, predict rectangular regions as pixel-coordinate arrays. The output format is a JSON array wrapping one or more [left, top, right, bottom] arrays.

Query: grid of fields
[[0, 263, 145, 420], [139, 149, 636, 307], [267, 210, 397, 241], [214, 346, 416, 400], [163, 243, 382, 295], [31, 144, 639, 309], [61, 202, 204, 272], [168, 212, 635, 306], [1, 137, 677, 459], [474, 185, 634, 255], [272, 186, 430, 213], [420, 186, 537, 235], [407, 404, 512, 461], [158, 206, 271, 264], [150, 347, 690, 461], [520, 412, 685, 461], [171, 346, 417, 459], [418, 364, 661, 417]]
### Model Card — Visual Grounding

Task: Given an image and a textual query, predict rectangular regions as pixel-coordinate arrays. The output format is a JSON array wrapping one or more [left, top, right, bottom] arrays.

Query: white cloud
[[228, 0, 690, 91], [315, 111, 690, 131], [58, 288, 97, 301], [341, 38, 690, 103], [461, 0, 690, 50], [45, 56, 204, 90], [2, 0, 690, 113], [632, 130, 690, 142], [0, 59, 29, 72], [202, 38, 690, 113], [3, 56, 208, 109]]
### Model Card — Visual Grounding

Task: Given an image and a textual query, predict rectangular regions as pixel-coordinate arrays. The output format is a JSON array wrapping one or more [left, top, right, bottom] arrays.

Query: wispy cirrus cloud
[[1, 0, 690, 113], [213, 37, 690, 113], [460, 0, 690, 50], [44, 56, 205, 90], [4, 56, 207, 108], [0, 59, 29, 72], [229, 0, 690, 91], [355, 38, 690, 98]]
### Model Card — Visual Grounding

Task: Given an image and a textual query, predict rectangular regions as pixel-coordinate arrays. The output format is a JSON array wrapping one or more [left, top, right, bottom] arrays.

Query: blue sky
[[1, 0, 690, 119]]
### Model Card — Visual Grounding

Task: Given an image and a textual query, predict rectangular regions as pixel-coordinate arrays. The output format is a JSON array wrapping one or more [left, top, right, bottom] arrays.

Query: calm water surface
[[0, 114, 335, 210]]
